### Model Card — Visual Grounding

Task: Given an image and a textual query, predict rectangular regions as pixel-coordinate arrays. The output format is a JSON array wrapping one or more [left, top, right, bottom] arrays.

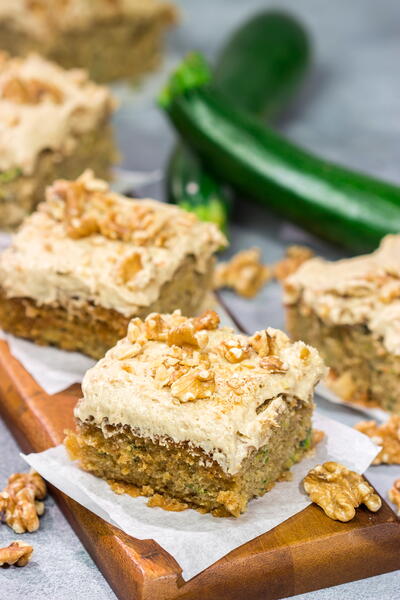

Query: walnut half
[[303, 461, 381, 522], [0, 470, 47, 534], [0, 541, 33, 567]]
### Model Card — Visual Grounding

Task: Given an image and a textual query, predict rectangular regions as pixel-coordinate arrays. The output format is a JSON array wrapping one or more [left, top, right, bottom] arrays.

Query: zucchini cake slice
[[0, 0, 178, 83], [285, 235, 400, 413], [0, 171, 225, 358], [0, 52, 115, 228], [65, 311, 325, 517]]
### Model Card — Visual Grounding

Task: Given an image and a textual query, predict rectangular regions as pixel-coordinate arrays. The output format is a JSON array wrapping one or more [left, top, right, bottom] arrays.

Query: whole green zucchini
[[167, 11, 311, 232], [160, 54, 400, 253]]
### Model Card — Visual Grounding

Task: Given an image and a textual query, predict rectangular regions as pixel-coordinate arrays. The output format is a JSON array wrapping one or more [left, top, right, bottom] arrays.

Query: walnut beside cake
[[0, 171, 225, 358], [65, 310, 325, 517], [0, 52, 115, 228], [285, 235, 400, 413]]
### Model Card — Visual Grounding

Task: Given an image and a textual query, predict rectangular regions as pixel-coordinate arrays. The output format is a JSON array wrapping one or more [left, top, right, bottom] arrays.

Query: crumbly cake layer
[[287, 303, 400, 414], [0, 53, 114, 175], [0, 257, 213, 359], [285, 235, 400, 356], [0, 170, 225, 316], [74, 310, 325, 475], [0, 126, 114, 229], [65, 400, 312, 517], [0, 1, 177, 83]]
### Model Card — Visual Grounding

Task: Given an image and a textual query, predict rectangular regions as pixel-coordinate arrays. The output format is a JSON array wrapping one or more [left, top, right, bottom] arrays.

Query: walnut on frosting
[[219, 338, 250, 364], [2, 76, 64, 104], [47, 170, 175, 247]]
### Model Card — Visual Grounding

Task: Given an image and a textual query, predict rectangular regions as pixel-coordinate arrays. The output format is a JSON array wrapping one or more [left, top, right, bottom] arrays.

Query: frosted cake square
[[65, 310, 324, 516], [0, 171, 225, 358], [285, 235, 400, 413], [0, 53, 115, 228], [0, 0, 178, 83]]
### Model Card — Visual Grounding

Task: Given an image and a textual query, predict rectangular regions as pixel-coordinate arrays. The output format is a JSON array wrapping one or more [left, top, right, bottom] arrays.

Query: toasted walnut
[[274, 245, 314, 281], [354, 416, 400, 465], [1, 470, 47, 534], [2, 76, 63, 104], [220, 338, 250, 363], [388, 478, 400, 515], [145, 313, 168, 342], [0, 541, 33, 567], [171, 367, 215, 402], [193, 310, 220, 331], [126, 318, 146, 344], [115, 252, 142, 285], [249, 330, 274, 357], [299, 346, 311, 361], [214, 248, 271, 298], [303, 461, 381, 522], [167, 321, 208, 349], [112, 342, 143, 361], [49, 170, 170, 245], [259, 356, 288, 373]]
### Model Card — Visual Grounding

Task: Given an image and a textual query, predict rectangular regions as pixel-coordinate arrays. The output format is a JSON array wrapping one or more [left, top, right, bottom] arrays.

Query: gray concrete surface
[[1, 0, 400, 597]]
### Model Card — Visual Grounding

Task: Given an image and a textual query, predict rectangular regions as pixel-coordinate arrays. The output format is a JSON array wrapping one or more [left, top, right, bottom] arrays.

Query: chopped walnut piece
[[112, 342, 142, 361], [303, 461, 381, 522], [299, 346, 311, 361], [354, 416, 400, 465], [214, 248, 271, 298], [2, 76, 63, 104], [220, 338, 250, 363], [126, 318, 146, 344], [388, 478, 400, 515], [167, 321, 208, 349], [171, 367, 215, 402], [115, 252, 142, 285], [49, 170, 170, 246], [259, 356, 288, 373], [0, 541, 33, 567], [0, 470, 47, 534], [274, 245, 314, 281], [249, 330, 274, 357], [312, 430, 325, 448], [145, 313, 168, 342], [193, 310, 220, 331]]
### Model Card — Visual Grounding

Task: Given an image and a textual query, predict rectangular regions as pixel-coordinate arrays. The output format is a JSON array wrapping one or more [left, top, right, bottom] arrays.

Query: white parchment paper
[[22, 412, 379, 581]]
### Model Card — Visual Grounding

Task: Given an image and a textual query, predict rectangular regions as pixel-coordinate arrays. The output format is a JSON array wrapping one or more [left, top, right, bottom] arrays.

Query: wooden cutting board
[[0, 337, 399, 600]]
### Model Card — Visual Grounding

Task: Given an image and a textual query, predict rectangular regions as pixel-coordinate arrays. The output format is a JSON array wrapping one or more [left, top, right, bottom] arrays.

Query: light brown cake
[[285, 235, 400, 413], [0, 171, 225, 358], [0, 0, 178, 83], [0, 53, 116, 228], [65, 310, 325, 516]]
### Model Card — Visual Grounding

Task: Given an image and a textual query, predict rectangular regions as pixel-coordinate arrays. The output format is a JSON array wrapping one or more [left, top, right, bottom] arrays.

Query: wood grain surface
[[0, 338, 399, 600]]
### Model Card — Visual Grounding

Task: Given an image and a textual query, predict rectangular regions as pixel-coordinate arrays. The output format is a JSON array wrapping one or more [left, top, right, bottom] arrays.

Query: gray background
[[1, 0, 400, 597]]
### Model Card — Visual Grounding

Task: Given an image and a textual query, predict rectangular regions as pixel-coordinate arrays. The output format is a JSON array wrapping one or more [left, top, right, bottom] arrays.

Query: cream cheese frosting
[[0, 53, 114, 174], [0, 171, 226, 316], [74, 311, 325, 475], [0, 0, 176, 41], [285, 235, 400, 355]]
